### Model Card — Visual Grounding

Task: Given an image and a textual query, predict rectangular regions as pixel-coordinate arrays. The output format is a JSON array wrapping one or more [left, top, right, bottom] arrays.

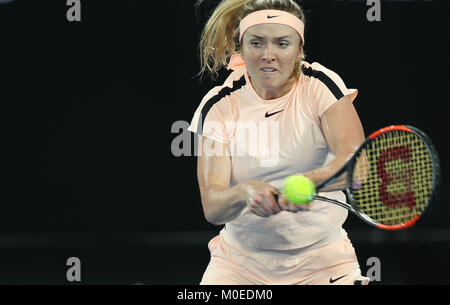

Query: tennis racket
[[277, 125, 441, 230]]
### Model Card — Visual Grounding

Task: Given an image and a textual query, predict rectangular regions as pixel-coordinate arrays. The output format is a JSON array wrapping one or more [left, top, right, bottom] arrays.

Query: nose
[[262, 44, 275, 63]]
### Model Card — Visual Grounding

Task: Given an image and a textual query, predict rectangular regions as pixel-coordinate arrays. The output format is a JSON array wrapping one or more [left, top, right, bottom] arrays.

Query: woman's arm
[[197, 135, 281, 225], [197, 136, 245, 225], [302, 95, 365, 192]]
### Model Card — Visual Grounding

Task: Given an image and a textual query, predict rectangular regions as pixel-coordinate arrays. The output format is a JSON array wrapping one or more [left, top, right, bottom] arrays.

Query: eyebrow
[[250, 35, 292, 40]]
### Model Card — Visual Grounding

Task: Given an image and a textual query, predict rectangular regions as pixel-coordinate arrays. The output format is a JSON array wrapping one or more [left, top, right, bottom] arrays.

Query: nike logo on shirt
[[265, 110, 284, 118], [329, 275, 348, 284]]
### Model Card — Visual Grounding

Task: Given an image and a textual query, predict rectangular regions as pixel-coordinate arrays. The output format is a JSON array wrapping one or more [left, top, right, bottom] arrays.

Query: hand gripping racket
[[280, 125, 441, 230]]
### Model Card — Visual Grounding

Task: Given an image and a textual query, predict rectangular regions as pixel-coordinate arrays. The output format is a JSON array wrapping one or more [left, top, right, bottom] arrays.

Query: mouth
[[261, 68, 277, 73]]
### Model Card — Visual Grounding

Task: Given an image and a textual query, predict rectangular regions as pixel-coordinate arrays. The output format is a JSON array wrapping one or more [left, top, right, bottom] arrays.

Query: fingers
[[251, 194, 271, 216], [262, 188, 282, 213], [249, 193, 312, 216], [276, 194, 288, 210], [248, 188, 282, 217], [248, 196, 271, 217], [277, 195, 312, 212], [244, 182, 314, 217]]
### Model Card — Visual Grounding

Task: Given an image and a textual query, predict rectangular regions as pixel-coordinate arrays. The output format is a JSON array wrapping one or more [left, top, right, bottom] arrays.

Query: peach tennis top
[[189, 61, 358, 250]]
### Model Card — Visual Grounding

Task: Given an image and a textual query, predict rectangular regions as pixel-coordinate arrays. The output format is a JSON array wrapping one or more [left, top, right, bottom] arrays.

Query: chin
[[261, 79, 283, 89]]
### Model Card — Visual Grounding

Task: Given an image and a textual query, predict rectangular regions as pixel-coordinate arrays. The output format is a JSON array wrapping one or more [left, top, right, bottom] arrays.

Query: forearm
[[201, 183, 246, 226], [302, 154, 352, 192]]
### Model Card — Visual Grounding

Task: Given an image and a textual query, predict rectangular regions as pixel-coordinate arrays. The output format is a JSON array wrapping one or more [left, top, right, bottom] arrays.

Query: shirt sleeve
[[307, 63, 358, 119], [187, 88, 229, 144]]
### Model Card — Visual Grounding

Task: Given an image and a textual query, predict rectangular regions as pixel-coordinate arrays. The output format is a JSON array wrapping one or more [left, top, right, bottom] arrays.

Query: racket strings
[[350, 130, 433, 226]]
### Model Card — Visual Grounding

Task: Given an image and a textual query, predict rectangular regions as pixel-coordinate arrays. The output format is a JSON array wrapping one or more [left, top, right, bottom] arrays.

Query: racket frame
[[315, 125, 441, 230]]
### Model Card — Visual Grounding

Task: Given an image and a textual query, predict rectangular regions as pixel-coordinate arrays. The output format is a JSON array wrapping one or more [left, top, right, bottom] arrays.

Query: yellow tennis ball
[[283, 175, 316, 205]]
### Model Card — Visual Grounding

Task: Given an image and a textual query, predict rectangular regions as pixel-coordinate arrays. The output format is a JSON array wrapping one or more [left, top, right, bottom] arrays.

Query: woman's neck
[[250, 77, 297, 100]]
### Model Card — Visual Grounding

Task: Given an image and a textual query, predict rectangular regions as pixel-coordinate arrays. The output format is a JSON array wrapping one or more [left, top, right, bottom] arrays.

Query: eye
[[279, 42, 289, 47], [250, 41, 262, 47]]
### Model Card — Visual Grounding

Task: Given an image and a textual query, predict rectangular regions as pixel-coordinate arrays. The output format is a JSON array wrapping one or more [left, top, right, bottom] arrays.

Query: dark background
[[0, 0, 448, 284]]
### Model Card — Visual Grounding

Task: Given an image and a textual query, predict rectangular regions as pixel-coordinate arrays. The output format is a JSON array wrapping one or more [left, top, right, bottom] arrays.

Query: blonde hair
[[196, 0, 306, 81]]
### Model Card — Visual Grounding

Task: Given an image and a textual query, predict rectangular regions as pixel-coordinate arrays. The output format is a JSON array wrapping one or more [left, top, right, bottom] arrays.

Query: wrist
[[236, 182, 249, 203]]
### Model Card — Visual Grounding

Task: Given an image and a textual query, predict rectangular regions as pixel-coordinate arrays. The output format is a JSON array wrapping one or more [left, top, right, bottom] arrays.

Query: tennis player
[[188, 0, 370, 285]]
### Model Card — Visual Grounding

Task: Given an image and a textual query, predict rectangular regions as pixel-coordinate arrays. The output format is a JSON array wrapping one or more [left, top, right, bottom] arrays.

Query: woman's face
[[241, 24, 302, 98]]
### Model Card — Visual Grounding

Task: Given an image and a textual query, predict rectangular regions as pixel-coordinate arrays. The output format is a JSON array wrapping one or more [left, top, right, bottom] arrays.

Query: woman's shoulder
[[301, 61, 339, 79], [200, 68, 247, 103], [194, 68, 246, 119], [300, 61, 348, 92], [222, 67, 247, 89]]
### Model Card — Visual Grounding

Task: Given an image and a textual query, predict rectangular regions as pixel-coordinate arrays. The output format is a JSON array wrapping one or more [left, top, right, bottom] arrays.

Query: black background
[[0, 0, 449, 284]]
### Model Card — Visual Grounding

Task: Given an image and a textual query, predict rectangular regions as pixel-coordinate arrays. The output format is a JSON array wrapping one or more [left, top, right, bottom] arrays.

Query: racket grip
[[273, 194, 279, 201]]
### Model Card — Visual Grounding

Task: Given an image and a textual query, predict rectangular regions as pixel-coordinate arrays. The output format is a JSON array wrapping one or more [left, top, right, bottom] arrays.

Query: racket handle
[[273, 194, 279, 201]]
